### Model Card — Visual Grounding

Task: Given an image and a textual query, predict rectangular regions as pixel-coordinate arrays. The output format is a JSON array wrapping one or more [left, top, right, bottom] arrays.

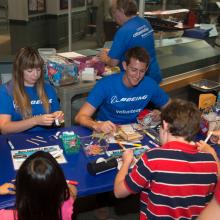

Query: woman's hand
[[52, 111, 64, 123], [34, 114, 55, 126], [0, 183, 15, 195]]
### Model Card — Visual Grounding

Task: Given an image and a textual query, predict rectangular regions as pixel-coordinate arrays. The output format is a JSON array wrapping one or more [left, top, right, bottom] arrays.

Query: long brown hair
[[13, 47, 50, 119]]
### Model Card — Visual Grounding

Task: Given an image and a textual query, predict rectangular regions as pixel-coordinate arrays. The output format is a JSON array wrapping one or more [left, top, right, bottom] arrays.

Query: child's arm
[[0, 183, 15, 195]]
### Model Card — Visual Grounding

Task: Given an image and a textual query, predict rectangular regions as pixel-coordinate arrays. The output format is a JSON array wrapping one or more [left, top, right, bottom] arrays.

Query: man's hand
[[151, 109, 161, 122], [94, 120, 117, 134], [0, 183, 15, 195], [99, 48, 110, 63]]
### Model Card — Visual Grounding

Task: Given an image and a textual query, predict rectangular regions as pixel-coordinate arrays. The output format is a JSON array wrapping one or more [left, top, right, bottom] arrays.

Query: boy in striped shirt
[[114, 99, 218, 220]]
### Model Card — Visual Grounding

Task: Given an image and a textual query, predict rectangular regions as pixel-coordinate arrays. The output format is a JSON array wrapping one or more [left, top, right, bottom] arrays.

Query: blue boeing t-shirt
[[0, 82, 60, 132], [87, 72, 169, 124], [108, 16, 162, 83]]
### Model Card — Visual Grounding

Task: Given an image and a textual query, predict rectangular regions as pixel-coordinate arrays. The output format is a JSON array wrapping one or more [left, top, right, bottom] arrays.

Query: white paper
[[57, 52, 85, 58], [11, 145, 67, 170]]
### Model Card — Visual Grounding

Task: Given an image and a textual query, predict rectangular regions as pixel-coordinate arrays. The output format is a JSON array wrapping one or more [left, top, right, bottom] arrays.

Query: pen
[[149, 140, 160, 148], [204, 131, 213, 143], [143, 130, 160, 143], [66, 180, 79, 185], [7, 138, 15, 150]]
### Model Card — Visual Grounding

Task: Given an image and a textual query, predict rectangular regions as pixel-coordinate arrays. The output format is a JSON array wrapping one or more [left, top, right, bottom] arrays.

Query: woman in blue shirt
[[0, 47, 63, 134]]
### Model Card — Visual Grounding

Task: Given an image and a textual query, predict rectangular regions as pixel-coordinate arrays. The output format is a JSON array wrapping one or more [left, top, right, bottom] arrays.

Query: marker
[[120, 142, 142, 147], [7, 138, 15, 150], [66, 180, 79, 185]]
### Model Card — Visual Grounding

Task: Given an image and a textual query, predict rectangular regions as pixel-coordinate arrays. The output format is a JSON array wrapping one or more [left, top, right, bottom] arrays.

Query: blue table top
[[0, 126, 219, 209], [0, 126, 119, 208]]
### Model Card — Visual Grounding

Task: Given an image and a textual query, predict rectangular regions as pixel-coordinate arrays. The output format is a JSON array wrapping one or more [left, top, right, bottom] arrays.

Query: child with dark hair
[[114, 99, 218, 220], [0, 151, 77, 220]]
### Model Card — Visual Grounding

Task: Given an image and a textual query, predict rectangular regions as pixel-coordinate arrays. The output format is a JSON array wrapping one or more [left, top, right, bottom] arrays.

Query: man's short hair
[[116, 0, 137, 16], [125, 47, 150, 66], [161, 99, 201, 141]]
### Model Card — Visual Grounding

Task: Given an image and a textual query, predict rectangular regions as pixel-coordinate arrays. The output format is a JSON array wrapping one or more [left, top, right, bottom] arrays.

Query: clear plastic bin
[[190, 79, 220, 92]]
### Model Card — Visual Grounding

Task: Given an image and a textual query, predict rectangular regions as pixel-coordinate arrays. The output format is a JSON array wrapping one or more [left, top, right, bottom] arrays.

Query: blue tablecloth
[[0, 126, 219, 209], [0, 126, 119, 209]]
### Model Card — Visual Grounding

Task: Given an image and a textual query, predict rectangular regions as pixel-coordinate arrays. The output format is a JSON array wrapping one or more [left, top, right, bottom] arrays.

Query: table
[[56, 82, 95, 127], [0, 126, 220, 209], [0, 126, 118, 208]]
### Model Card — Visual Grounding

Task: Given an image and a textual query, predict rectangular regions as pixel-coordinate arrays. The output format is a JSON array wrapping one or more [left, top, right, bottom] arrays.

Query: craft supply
[[204, 131, 213, 143], [31, 138, 47, 143], [7, 138, 15, 150], [149, 140, 160, 148], [85, 144, 104, 155], [143, 130, 160, 144], [36, 136, 44, 139], [66, 180, 79, 185], [55, 118, 60, 126], [26, 139, 40, 146], [118, 124, 143, 141], [121, 142, 142, 147], [117, 141, 126, 150], [87, 157, 118, 175], [61, 131, 80, 154]]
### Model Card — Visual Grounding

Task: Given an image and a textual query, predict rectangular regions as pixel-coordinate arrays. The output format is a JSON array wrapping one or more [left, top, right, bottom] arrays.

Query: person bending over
[[0, 151, 77, 220], [75, 47, 170, 134], [0, 47, 64, 134], [114, 99, 218, 220], [100, 0, 162, 83]]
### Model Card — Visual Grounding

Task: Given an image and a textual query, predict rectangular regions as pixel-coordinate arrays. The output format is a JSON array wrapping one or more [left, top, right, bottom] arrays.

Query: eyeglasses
[[127, 66, 147, 75]]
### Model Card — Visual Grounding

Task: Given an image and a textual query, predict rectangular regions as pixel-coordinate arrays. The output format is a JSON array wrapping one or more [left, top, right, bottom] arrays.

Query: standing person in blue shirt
[[100, 0, 162, 83], [0, 47, 64, 134], [75, 47, 170, 134]]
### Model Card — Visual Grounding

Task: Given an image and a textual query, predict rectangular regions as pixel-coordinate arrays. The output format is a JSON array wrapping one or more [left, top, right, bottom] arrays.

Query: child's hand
[[0, 183, 15, 195], [196, 140, 217, 158], [67, 184, 77, 199], [122, 149, 134, 166]]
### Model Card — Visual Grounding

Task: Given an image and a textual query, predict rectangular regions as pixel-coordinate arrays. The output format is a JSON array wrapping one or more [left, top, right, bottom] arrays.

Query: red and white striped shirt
[[125, 141, 218, 220]]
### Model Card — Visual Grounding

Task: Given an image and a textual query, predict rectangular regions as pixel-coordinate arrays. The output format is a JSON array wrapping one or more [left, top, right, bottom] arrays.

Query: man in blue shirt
[[100, 0, 162, 83], [75, 47, 170, 134]]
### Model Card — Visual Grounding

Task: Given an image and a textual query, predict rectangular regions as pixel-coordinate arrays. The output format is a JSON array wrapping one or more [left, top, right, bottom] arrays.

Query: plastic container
[[79, 136, 109, 157], [190, 79, 220, 92], [38, 48, 56, 61], [46, 61, 78, 86], [61, 132, 80, 154]]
